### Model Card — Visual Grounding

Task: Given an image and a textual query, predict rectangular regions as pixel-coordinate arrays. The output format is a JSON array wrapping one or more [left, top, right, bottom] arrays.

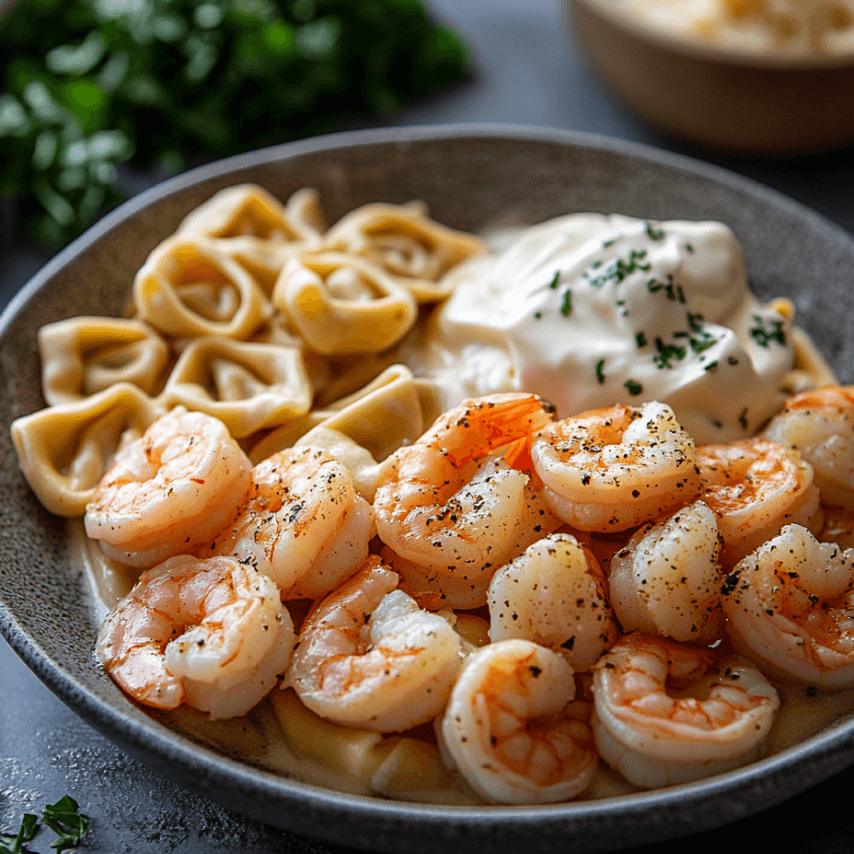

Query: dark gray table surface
[[3, 1, 854, 851]]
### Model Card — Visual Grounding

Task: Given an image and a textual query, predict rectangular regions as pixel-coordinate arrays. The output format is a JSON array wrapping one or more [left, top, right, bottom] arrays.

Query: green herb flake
[[560, 290, 572, 316], [595, 359, 606, 384], [603, 238, 616, 248], [703, 360, 719, 372], [728, 356, 739, 365], [653, 337, 686, 369], [588, 249, 650, 288], [635, 331, 647, 348], [685, 243, 694, 253], [548, 270, 560, 289], [624, 379, 644, 395], [533, 311, 542, 319], [750, 315, 787, 348], [644, 221, 664, 240]]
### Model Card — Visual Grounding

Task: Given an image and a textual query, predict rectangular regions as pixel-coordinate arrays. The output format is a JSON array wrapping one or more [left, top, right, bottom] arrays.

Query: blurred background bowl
[[568, 0, 854, 154]]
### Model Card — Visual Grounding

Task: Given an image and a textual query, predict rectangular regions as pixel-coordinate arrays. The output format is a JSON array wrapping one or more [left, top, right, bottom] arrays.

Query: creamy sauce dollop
[[409, 213, 795, 443]]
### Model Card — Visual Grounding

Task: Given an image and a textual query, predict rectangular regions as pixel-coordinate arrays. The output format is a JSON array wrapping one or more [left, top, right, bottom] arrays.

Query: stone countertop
[[3, 1, 854, 852]]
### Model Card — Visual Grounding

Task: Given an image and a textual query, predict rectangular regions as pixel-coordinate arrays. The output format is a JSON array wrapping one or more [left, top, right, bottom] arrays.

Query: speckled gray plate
[[2, 126, 854, 854]]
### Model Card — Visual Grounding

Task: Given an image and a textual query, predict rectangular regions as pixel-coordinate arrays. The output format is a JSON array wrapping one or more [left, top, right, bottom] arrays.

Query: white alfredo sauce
[[410, 213, 794, 443]]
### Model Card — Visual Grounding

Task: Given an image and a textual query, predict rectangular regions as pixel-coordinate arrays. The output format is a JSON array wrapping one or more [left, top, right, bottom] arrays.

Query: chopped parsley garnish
[[653, 338, 686, 369], [624, 379, 644, 395], [750, 315, 787, 347], [548, 270, 560, 289], [595, 359, 606, 384], [685, 243, 694, 253], [636, 331, 647, 348], [646, 275, 684, 302], [533, 311, 542, 319], [644, 221, 664, 240], [560, 290, 572, 316], [588, 249, 650, 288], [703, 360, 719, 372], [603, 238, 616, 248]]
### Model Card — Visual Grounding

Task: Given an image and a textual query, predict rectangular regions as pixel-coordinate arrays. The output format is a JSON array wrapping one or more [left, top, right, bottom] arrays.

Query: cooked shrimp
[[487, 533, 619, 671], [373, 393, 561, 608], [531, 401, 702, 532], [97, 554, 294, 719], [722, 524, 854, 688], [763, 385, 854, 512], [696, 438, 822, 564], [84, 407, 252, 568], [204, 446, 373, 599], [591, 633, 779, 789], [609, 501, 724, 643], [439, 639, 597, 804], [288, 556, 463, 732]]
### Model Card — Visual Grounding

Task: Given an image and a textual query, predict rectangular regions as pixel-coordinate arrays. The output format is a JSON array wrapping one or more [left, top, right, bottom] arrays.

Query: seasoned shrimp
[[439, 639, 597, 804], [722, 524, 854, 688], [609, 501, 724, 643], [373, 393, 561, 608], [487, 533, 619, 671], [764, 385, 854, 511], [531, 401, 702, 532], [97, 554, 294, 719], [84, 407, 252, 568], [592, 633, 779, 788], [696, 438, 822, 564], [288, 556, 463, 732], [204, 446, 373, 599]]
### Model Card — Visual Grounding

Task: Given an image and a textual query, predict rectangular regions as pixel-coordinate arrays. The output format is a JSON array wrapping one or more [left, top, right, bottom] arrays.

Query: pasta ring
[[273, 252, 418, 355], [133, 236, 270, 340], [38, 316, 169, 405], [160, 337, 312, 437], [321, 201, 485, 302], [11, 383, 166, 516]]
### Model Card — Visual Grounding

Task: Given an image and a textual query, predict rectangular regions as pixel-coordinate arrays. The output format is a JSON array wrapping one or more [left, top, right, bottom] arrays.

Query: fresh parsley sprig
[[1, 0, 471, 247], [0, 797, 88, 854]]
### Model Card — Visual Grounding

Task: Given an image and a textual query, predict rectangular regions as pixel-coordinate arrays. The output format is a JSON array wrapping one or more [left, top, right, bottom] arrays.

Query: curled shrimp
[[84, 407, 252, 568], [486, 533, 619, 671], [204, 446, 373, 599], [97, 554, 294, 719], [722, 524, 854, 688], [592, 633, 779, 789], [439, 638, 597, 804], [531, 401, 702, 532], [609, 501, 724, 644], [763, 385, 854, 512], [288, 556, 463, 732], [696, 438, 821, 564], [373, 393, 561, 608]]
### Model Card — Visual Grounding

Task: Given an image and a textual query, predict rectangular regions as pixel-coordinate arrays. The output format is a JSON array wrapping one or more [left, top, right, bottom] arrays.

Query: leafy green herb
[[635, 331, 647, 348], [548, 270, 560, 289], [703, 360, 718, 372], [624, 378, 643, 395], [685, 243, 694, 253], [644, 221, 663, 240], [0, 797, 87, 854], [560, 289, 572, 316], [1, 0, 471, 246], [750, 315, 787, 347], [602, 238, 615, 248], [40, 797, 87, 853], [533, 311, 542, 320], [0, 812, 38, 854], [595, 359, 606, 384]]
